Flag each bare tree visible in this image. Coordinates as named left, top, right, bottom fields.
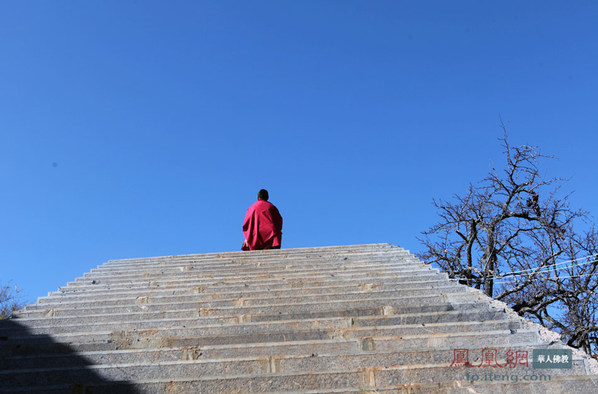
left=418, top=132, right=598, bottom=355
left=500, top=227, right=598, bottom=355
left=0, top=282, right=24, bottom=319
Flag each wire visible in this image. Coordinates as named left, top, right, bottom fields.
left=493, top=263, right=598, bottom=285
left=454, top=258, right=598, bottom=284
left=495, top=254, right=598, bottom=279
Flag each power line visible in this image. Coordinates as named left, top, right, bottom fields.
left=494, top=255, right=598, bottom=279
left=493, top=262, right=598, bottom=285
left=491, top=255, right=596, bottom=279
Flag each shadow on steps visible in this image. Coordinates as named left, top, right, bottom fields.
left=0, top=318, right=140, bottom=394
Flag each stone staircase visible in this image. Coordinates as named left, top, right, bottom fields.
left=1, top=243, right=597, bottom=393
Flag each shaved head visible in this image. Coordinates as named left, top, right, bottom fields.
left=257, top=189, right=269, bottom=201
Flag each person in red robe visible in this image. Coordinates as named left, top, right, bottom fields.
left=242, top=189, right=283, bottom=251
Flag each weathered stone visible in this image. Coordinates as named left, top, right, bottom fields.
left=1, top=243, right=596, bottom=392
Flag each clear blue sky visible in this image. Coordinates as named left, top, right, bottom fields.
left=1, top=1, right=597, bottom=303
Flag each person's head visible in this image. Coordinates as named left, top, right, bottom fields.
left=257, top=189, right=269, bottom=201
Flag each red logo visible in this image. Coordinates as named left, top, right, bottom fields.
left=450, top=348, right=529, bottom=368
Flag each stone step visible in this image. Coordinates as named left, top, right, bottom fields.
left=98, top=244, right=402, bottom=266
left=19, top=291, right=476, bottom=318
left=88, top=260, right=421, bottom=280
left=82, top=245, right=411, bottom=265
left=25, top=285, right=467, bottom=312
left=47, top=276, right=452, bottom=302
left=0, top=341, right=563, bottom=373
left=78, top=262, right=422, bottom=285
left=57, top=271, right=448, bottom=297
left=1, top=343, right=587, bottom=388
left=96, top=251, right=410, bottom=273
left=0, top=311, right=516, bottom=369
left=45, top=269, right=447, bottom=301
left=11, top=301, right=489, bottom=327
left=5, top=354, right=590, bottom=393
left=2, top=326, right=542, bottom=358
left=84, top=255, right=419, bottom=273
left=67, top=264, right=434, bottom=288
left=102, top=252, right=401, bottom=266
left=101, top=245, right=389, bottom=263
left=379, top=375, right=598, bottom=394
left=6, top=374, right=597, bottom=394
left=3, top=306, right=506, bottom=336
left=39, top=279, right=457, bottom=307
left=86, top=253, right=418, bottom=275
left=4, top=243, right=595, bottom=392
left=4, top=320, right=522, bottom=351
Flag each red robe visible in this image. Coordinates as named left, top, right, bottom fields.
left=243, top=200, right=283, bottom=250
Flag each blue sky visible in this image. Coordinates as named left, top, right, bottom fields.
left=1, top=1, right=597, bottom=303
